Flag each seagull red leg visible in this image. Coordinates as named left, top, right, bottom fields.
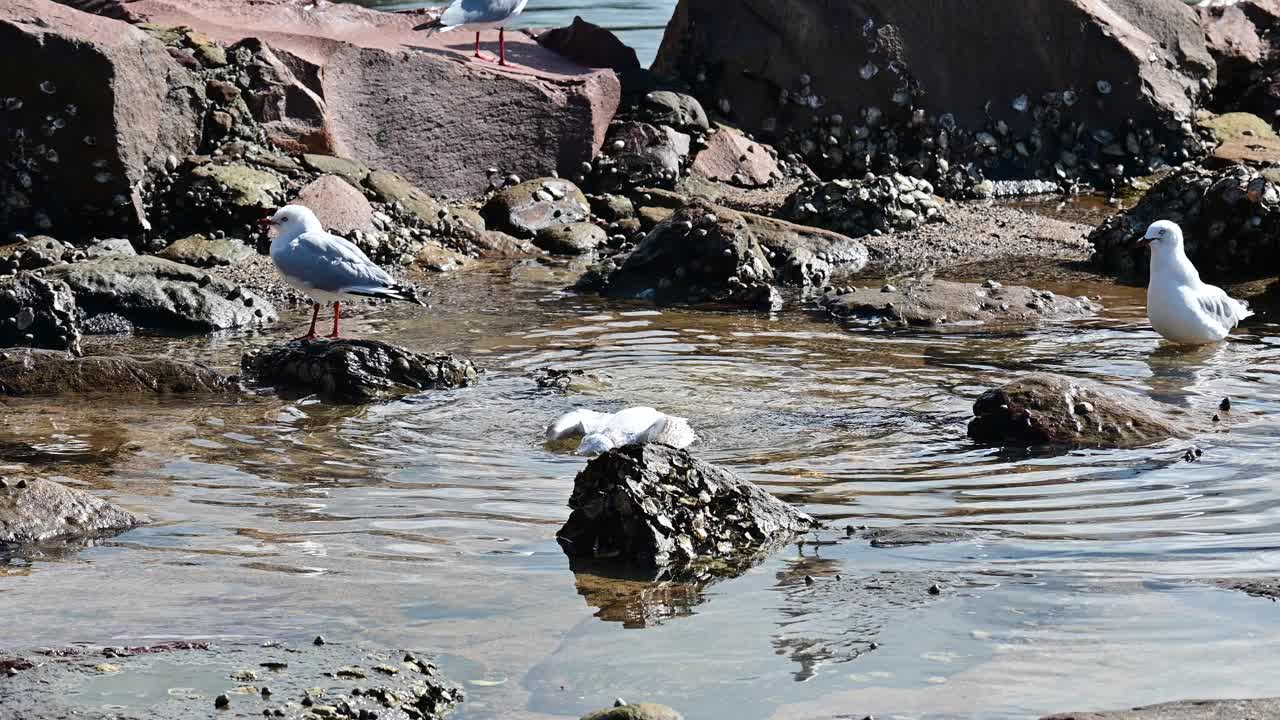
left=295, top=302, right=320, bottom=341
left=499, top=28, right=506, bottom=66
left=327, top=302, right=341, bottom=339
left=474, top=31, right=481, bottom=59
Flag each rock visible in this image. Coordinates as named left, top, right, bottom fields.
left=112, top=0, right=620, bottom=198
left=600, top=122, right=691, bottom=190
left=0, top=0, right=202, bottom=237
left=292, top=174, right=375, bottom=235
left=42, top=256, right=277, bottom=331
left=536, top=16, right=642, bottom=75
left=301, top=154, right=369, bottom=187
left=365, top=170, right=445, bottom=226
left=1200, top=112, right=1280, bottom=167
left=642, top=91, right=709, bottom=132
left=821, top=279, right=1098, bottom=328
left=187, top=162, right=283, bottom=210
left=0, top=274, right=82, bottom=355
left=483, top=178, right=591, bottom=238
left=225, top=37, right=330, bottom=155
left=556, top=443, right=815, bottom=570
left=82, top=237, right=137, bottom=260
left=0, top=477, right=140, bottom=546
left=157, top=234, right=254, bottom=268
left=1040, top=697, right=1280, bottom=720
left=1198, top=0, right=1280, bottom=122
left=470, top=230, right=539, bottom=259
left=589, top=194, right=635, bottom=222
left=414, top=242, right=468, bottom=272
left=653, top=0, right=1212, bottom=187
left=0, top=347, right=236, bottom=395
left=1089, top=164, right=1280, bottom=279
left=579, top=198, right=783, bottom=310
left=534, top=223, right=607, bottom=256
left=637, top=205, right=675, bottom=230
left=691, top=125, right=779, bottom=187
left=968, top=373, right=1199, bottom=449
left=861, top=525, right=989, bottom=548
left=0, top=236, right=72, bottom=274
left=580, top=703, right=685, bottom=720
left=241, top=339, right=478, bottom=403
left=780, top=175, right=944, bottom=238
left=1213, top=577, right=1280, bottom=601
left=739, top=212, right=869, bottom=282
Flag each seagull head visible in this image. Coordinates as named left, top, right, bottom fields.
left=259, top=204, right=323, bottom=237
left=576, top=433, right=616, bottom=456
left=1139, top=220, right=1182, bottom=251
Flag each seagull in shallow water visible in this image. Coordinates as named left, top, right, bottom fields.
left=261, top=204, right=424, bottom=340
left=414, top=0, right=529, bottom=67
left=1141, top=219, right=1252, bottom=345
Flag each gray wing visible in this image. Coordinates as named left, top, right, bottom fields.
left=1196, top=284, right=1252, bottom=332
left=440, top=0, right=523, bottom=26
left=275, top=231, right=396, bottom=294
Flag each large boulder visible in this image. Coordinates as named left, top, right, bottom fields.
left=0, top=477, right=140, bottom=546
left=536, top=16, right=643, bottom=77
left=0, top=274, right=82, bottom=355
left=1089, top=164, right=1280, bottom=279
left=967, top=373, right=1201, bottom=449
left=599, top=121, right=692, bottom=190
left=1198, top=0, right=1280, bottom=123
left=556, top=443, right=816, bottom=571
left=821, top=279, right=1100, bottom=328
left=0, top=0, right=202, bottom=237
left=0, top=347, right=236, bottom=395
left=42, top=255, right=277, bottom=331
left=292, top=173, right=375, bottom=235
left=241, top=339, right=478, bottom=404
left=653, top=0, right=1214, bottom=189
left=690, top=125, right=780, bottom=188
left=109, top=0, right=621, bottom=198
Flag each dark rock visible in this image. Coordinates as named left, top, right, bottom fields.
left=1199, top=0, right=1280, bottom=122
left=365, top=170, right=445, bottom=227
left=0, top=0, right=202, bottom=237
left=531, top=367, right=608, bottom=392
left=0, top=274, right=82, bottom=355
left=241, top=338, right=478, bottom=404
left=537, top=16, right=642, bottom=75
left=862, top=525, right=1000, bottom=548
left=1213, top=576, right=1280, bottom=601
left=642, top=91, right=709, bottom=133
left=580, top=703, right=684, bottom=720
left=292, top=173, right=375, bottom=235
left=556, top=443, right=816, bottom=570
left=599, top=122, right=691, bottom=190
left=43, top=256, right=277, bottom=331
left=157, top=234, right=254, bottom=268
left=968, top=373, right=1199, bottom=449
left=780, top=175, right=944, bottom=238
left=0, top=236, right=72, bottom=274
left=80, top=312, right=133, bottom=335
left=579, top=198, right=783, bottom=310
left=483, top=178, right=591, bottom=238
left=301, top=154, right=369, bottom=187
left=1089, top=164, right=1280, bottom=279
left=821, top=279, right=1098, bottom=328
left=589, top=193, right=636, bottom=222
left=0, top=347, right=237, bottom=395
left=0, top=477, right=140, bottom=546
left=205, top=78, right=241, bottom=104
left=534, top=223, right=607, bottom=256
left=691, top=125, right=779, bottom=188
left=1040, top=697, right=1280, bottom=720
left=414, top=242, right=468, bottom=273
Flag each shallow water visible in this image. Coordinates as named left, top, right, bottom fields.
left=3, top=248, right=1280, bottom=718
left=353, top=0, right=679, bottom=66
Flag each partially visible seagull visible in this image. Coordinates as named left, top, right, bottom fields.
left=546, top=407, right=697, bottom=456
left=1141, top=219, right=1252, bottom=345
left=414, top=0, right=529, bottom=67
left=261, top=204, right=424, bottom=340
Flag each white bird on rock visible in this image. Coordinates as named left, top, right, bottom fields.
left=1141, top=219, right=1252, bottom=345
left=546, top=407, right=697, bottom=456
left=414, top=0, right=529, bottom=67
left=260, top=204, right=424, bottom=340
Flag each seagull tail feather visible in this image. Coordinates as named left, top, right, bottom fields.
left=345, top=284, right=429, bottom=307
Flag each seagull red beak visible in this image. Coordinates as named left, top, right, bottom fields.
left=1136, top=236, right=1153, bottom=249
left=257, top=212, right=276, bottom=228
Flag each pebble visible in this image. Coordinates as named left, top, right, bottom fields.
left=1213, top=413, right=1221, bottom=423
left=804, top=575, right=815, bottom=585
left=928, top=584, right=942, bottom=595
left=215, top=694, right=230, bottom=709
left=313, top=636, right=326, bottom=646
left=1220, top=397, right=1231, bottom=411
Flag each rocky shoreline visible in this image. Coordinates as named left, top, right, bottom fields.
left=2, top=0, right=1279, bottom=717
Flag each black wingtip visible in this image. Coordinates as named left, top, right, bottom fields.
left=413, top=19, right=444, bottom=32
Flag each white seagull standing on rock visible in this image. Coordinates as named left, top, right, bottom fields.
left=261, top=204, right=424, bottom=340
left=1141, top=219, right=1252, bottom=345
left=414, top=0, right=529, bottom=67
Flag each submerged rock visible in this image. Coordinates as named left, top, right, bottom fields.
left=0, top=274, right=82, bottom=355
left=0, top=348, right=237, bottom=396
left=557, top=444, right=816, bottom=570
left=42, top=256, right=276, bottom=331
left=968, top=373, right=1199, bottom=448
left=821, top=279, right=1099, bottom=328
left=1041, top=697, right=1280, bottom=720
left=861, top=525, right=993, bottom=548
left=241, top=339, right=478, bottom=403
left=483, top=178, right=592, bottom=238
left=1212, top=577, right=1280, bottom=601
left=0, top=477, right=140, bottom=546
left=1090, top=163, right=1280, bottom=279
left=581, top=703, right=685, bottom=720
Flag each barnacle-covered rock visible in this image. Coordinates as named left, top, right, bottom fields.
left=556, top=443, right=816, bottom=571
left=0, top=274, right=82, bottom=355
left=820, top=279, right=1099, bottom=328
left=780, top=174, right=944, bottom=238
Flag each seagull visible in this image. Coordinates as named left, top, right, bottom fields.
left=546, top=407, right=697, bottom=456
left=414, top=0, right=529, bottom=67
left=1141, top=219, right=1252, bottom=345
left=260, top=204, right=424, bottom=340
